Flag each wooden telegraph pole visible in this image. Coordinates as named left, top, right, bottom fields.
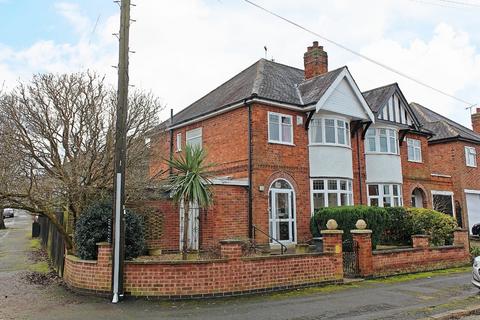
left=112, top=0, right=130, bottom=304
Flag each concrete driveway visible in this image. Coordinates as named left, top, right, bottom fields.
left=1, top=211, right=479, bottom=320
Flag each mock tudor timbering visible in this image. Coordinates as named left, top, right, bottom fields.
left=148, top=42, right=480, bottom=252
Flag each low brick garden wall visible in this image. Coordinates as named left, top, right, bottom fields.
left=64, top=231, right=344, bottom=298
left=352, top=229, right=470, bottom=278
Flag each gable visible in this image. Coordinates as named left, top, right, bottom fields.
left=378, top=92, right=414, bottom=126
left=316, top=70, right=375, bottom=122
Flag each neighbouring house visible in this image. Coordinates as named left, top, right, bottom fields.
left=147, top=41, right=480, bottom=253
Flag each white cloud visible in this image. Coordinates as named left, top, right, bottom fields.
left=0, top=0, right=479, bottom=128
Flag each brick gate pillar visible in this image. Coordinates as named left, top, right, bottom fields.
left=351, top=230, right=373, bottom=278
left=321, top=230, right=344, bottom=254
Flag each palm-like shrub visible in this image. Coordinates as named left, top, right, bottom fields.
left=165, top=145, right=214, bottom=260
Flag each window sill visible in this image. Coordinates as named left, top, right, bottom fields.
left=365, top=152, right=399, bottom=156
left=309, top=143, right=351, bottom=149
left=466, top=164, right=477, bottom=168
left=268, top=141, right=296, bottom=147
left=407, top=159, right=423, bottom=163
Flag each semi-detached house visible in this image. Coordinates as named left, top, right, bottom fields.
left=148, top=42, right=480, bottom=252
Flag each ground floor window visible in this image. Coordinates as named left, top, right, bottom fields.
left=368, top=183, right=403, bottom=207
left=432, top=191, right=454, bottom=216
left=311, top=178, right=353, bottom=212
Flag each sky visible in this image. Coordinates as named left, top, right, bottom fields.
left=1, top=0, right=480, bottom=127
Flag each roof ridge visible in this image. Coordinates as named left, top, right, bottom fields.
left=260, top=58, right=304, bottom=72
left=251, top=59, right=266, bottom=95
left=362, top=82, right=398, bottom=94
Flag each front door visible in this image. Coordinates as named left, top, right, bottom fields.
left=179, top=202, right=199, bottom=251
left=270, top=188, right=295, bottom=244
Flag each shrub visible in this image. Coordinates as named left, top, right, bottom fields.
left=382, top=207, right=411, bottom=245
left=470, top=246, right=480, bottom=259
left=74, top=201, right=146, bottom=260
left=406, top=208, right=457, bottom=246
left=310, top=206, right=388, bottom=250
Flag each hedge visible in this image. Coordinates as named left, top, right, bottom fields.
left=311, top=205, right=458, bottom=249
left=310, top=205, right=388, bottom=250
left=74, top=201, right=146, bottom=260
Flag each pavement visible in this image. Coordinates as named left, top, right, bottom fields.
left=1, top=210, right=480, bottom=320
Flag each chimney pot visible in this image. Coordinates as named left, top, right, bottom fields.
left=476, top=107, right=480, bottom=114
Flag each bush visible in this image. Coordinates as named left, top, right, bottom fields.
left=406, top=208, right=457, bottom=246
left=310, top=206, right=388, bottom=250
left=382, top=207, right=411, bottom=245
left=74, top=201, right=146, bottom=260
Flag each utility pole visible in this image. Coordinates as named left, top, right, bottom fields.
left=112, top=0, right=130, bottom=304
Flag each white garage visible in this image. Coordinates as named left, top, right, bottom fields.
left=466, top=190, right=480, bottom=235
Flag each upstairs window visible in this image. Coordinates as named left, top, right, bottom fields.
left=407, top=138, right=422, bottom=162
left=365, top=128, right=398, bottom=154
left=186, top=127, right=202, bottom=149
left=309, top=118, right=350, bottom=147
left=268, top=112, right=293, bottom=145
left=465, top=146, right=477, bottom=167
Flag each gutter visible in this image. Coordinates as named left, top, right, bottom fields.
left=166, top=97, right=315, bottom=131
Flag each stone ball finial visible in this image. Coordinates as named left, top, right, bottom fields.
left=356, top=219, right=367, bottom=230
left=326, top=219, right=338, bottom=230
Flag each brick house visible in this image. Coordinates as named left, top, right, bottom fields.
left=148, top=42, right=480, bottom=252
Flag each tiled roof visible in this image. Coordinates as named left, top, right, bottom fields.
left=168, top=59, right=345, bottom=127
left=410, top=102, right=480, bottom=143
left=362, top=83, right=397, bottom=113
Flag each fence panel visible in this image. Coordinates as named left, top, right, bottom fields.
left=38, top=212, right=65, bottom=276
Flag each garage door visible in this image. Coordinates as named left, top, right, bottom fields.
left=466, top=192, right=480, bottom=234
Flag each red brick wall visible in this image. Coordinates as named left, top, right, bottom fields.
left=149, top=107, right=250, bottom=180
left=144, top=185, right=248, bottom=251
left=250, top=103, right=311, bottom=243
left=351, top=127, right=367, bottom=205
left=428, top=141, right=480, bottom=228
left=64, top=237, right=343, bottom=297
left=353, top=230, right=470, bottom=278
left=400, top=133, right=454, bottom=208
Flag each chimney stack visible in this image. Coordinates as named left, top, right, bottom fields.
left=304, top=41, right=328, bottom=80
left=472, top=108, right=480, bottom=134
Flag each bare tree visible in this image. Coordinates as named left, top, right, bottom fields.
left=0, top=72, right=163, bottom=249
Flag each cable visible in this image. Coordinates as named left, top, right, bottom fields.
left=242, top=0, right=475, bottom=107
left=409, top=0, right=473, bottom=9
left=433, top=0, right=480, bottom=8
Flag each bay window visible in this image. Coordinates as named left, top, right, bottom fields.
left=365, top=128, right=398, bottom=154
left=268, top=112, right=293, bottom=144
left=311, top=178, right=353, bottom=212
left=368, top=184, right=403, bottom=207
left=309, top=118, right=350, bottom=147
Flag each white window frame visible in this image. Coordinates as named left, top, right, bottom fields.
left=268, top=112, right=294, bottom=145
left=407, top=138, right=422, bottom=163
left=465, top=146, right=477, bottom=167
left=176, top=132, right=182, bottom=152
left=269, top=179, right=297, bottom=244
left=186, top=127, right=202, bottom=148
left=432, top=190, right=455, bottom=218
left=308, top=117, right=350, bottom=147
left=367, top=183, right=403, bottom=207
left=365, top=127, right=398, bottom=155
left=310, top=178, right=353, bottom=214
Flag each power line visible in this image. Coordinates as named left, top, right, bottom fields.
left=242, top=0, right=474, bottom=106
left=433, top=0, right=480, bottom=8
left=408, top=0, right=474, bottom=9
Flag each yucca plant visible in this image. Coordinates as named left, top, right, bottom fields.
left=165, top=145, right=214, bottom=260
